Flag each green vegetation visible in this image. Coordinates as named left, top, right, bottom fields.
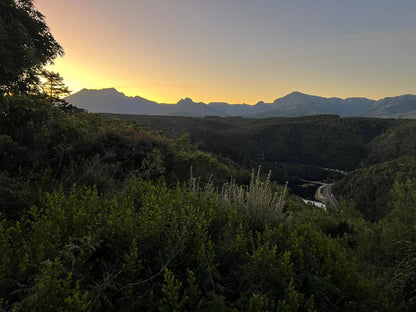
left=2, top=94, right=416, bottom=311
left=109, top=114, right=402, bottom=182
left=333, top=120, right=416, bottom=221
left=0, top=169, right=394, bottom=311
left=333, top=156, right=416, bottom=221
left=2, top=1, right=416, bottom=311
left=111, top=114, right=416, bottom=220
left=366, top=120, right=416, bottom=165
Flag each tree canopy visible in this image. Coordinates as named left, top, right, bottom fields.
left=40, top=69, right=71, bottom=101
left=0, top=0, right=63, bottom=94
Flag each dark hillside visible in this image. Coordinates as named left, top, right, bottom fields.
left=366, top=120, right=416, bottom=164
left=333, top=156, right=416, bottom=221
left=108, top=114, right=399, bottom=173
left=332, top=120, right=416, bottom=222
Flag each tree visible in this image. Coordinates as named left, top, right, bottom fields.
left=0, top=0, right=63, bottom=94
left=40, top=70, right=71, bottom=102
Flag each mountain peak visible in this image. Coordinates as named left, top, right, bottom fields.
left=73, top=87, right=126, bottom=98
left=283, top=91, right=314, bottom=98
left=177, top=97, right=195, bottom=105
left=176, top=98, right=210, bottom=107
left=100, top=88, right=126, bottom=96
left=288, top=91, right=306, bottom=96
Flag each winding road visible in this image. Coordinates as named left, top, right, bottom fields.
left=316, top=183, right=339, bottom=208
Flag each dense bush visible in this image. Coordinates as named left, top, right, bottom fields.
left=2, top=94, right=416, bottom=310
left=0, top=174, right=392, bottom=311
left=333, top=156, right=416, bottom=221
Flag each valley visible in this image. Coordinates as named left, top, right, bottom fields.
left=106, top=113, right=416, bottom=219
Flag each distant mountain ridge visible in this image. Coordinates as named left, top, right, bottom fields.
left=66, top=88, right=416, bottom=118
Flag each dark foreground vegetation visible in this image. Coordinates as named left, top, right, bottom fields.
left=2, top=0, right=416, bottom=311
left=2, top=94, right=416, bottom=311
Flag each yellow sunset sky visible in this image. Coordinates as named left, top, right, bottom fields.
left=36, top=0, right=416, bottom=104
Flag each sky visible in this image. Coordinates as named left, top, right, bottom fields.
left=35, top=0, right=416, bottom=104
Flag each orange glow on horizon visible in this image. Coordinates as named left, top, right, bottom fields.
left=37, top=0, right=416, bottom=105
left=46, top=58, right=286, bottom=104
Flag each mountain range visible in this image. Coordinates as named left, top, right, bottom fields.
left=66, top=88, right=416, bottom=118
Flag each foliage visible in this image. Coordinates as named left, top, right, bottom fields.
left=0, top=0, right=63, bottom=93
left=109, top=114, right=401, bottom=172
left=189, top=168, right=287, bottom=229
left=0, top=175, right=393, bottom=311
left=348, top=180, right=416, bottom=312
left=333, top=156, right=416, bottom=221
left=366, top=120, right=416, bottom=164
left=377, top=181, right=416, bottom=310
left=39, top=69, right=71, bottom=102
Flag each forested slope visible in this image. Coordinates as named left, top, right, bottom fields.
left=332, top=120, right=416, bottom=221
left=333, top=156, right=416, bottom=221
left=108, top=114, right=405, bottom=181
left=112, top=114, right=416, bottom=220
left=366, top=120, right=416, bottom=164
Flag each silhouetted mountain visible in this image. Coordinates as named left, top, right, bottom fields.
left=249, top=92, right=376, bottom=117
left=163, top=98, right=221, bottom=116
left=208, top=102, right=254, bottom=116
left=369, top=94, right=416, bottom=118
left=66, top=88, right=416, bottom=118
left=342, top=97, right=376, bottom=116
left=66, top=88, right=168, bottom=114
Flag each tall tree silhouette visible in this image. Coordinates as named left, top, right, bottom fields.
left=40, top=70, right=71, bottom=101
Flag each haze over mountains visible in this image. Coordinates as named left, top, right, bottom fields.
left=66, top=88, right=416, bottom=118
